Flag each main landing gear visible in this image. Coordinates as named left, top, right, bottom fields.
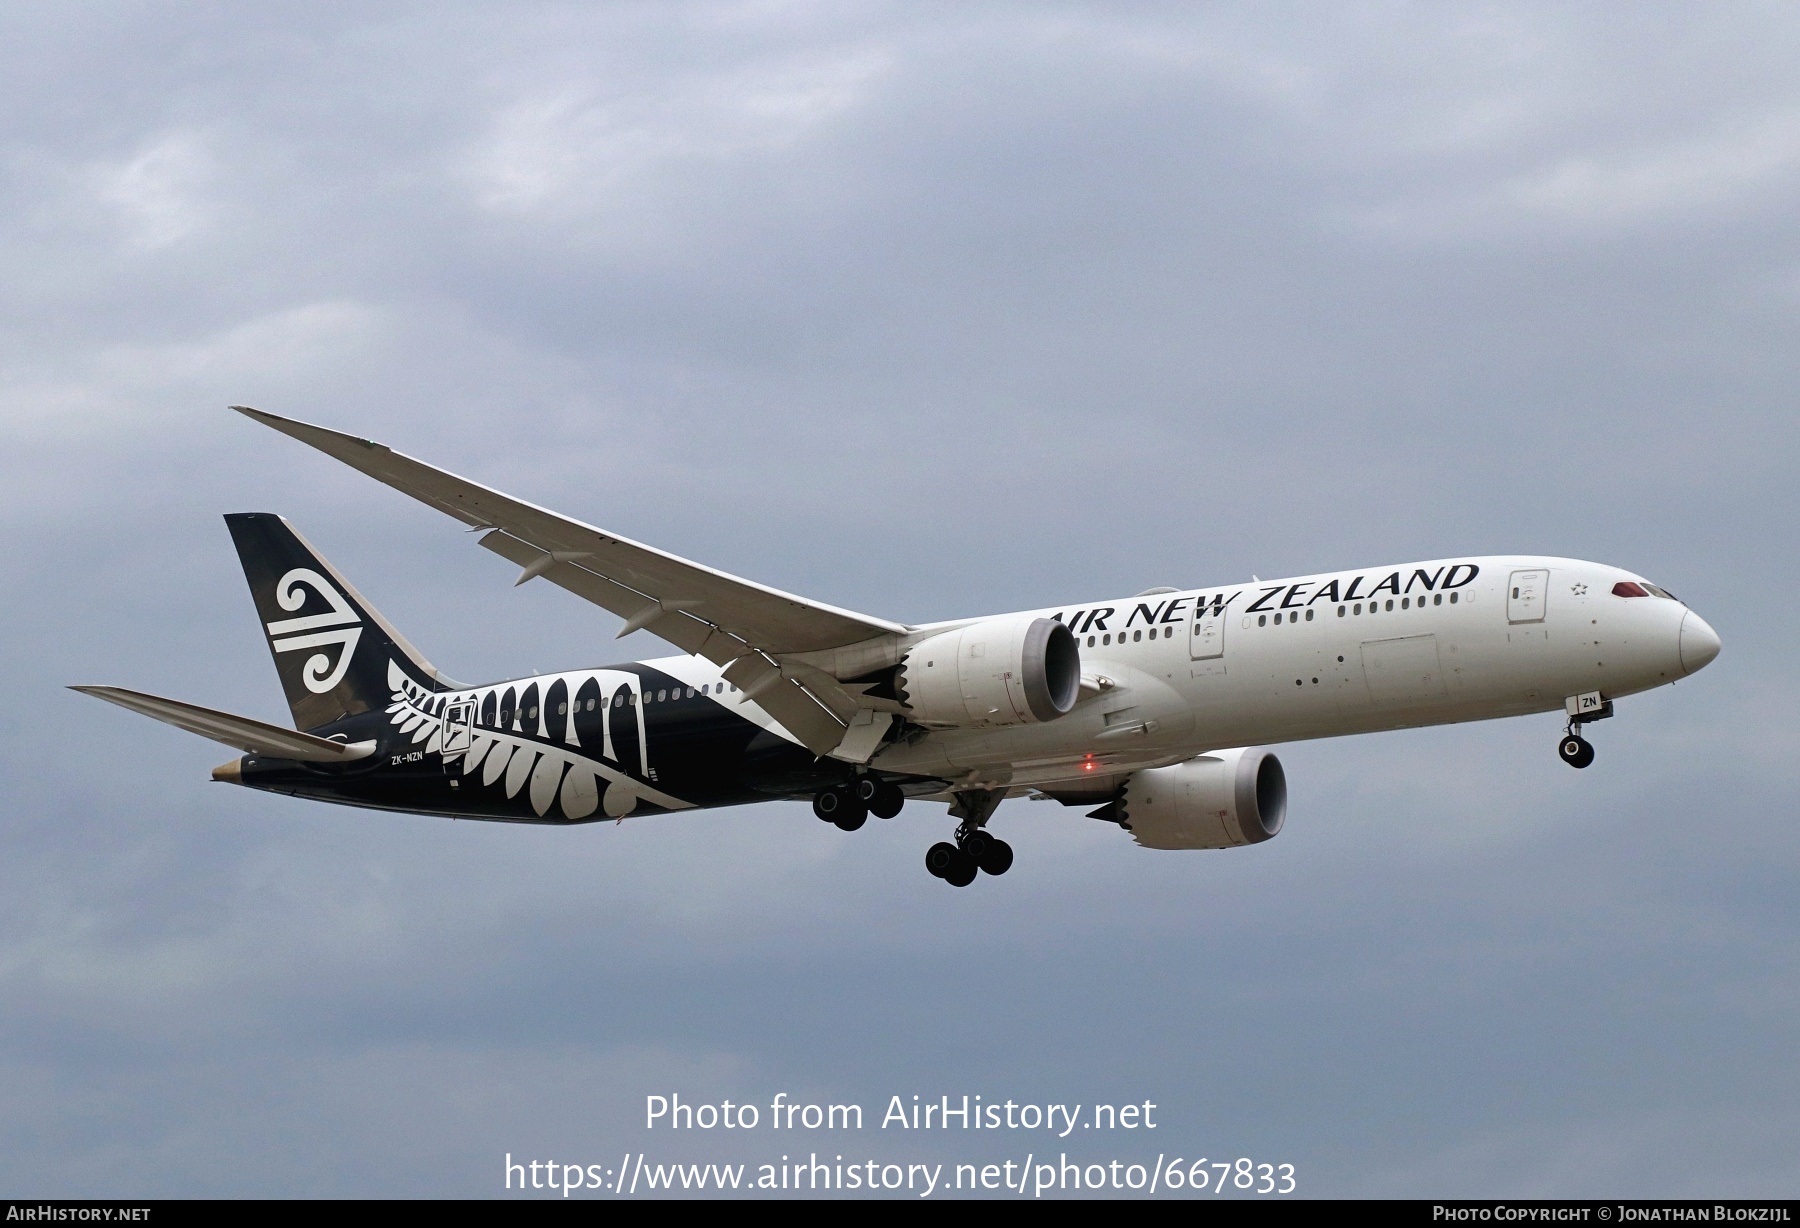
left=925, top=826, right=1014, bottom=887
left=812, top=777, right=905, bottom=831
left=924, top=787, right=1013, bottom=887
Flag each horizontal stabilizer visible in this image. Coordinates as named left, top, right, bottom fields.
left=69, top=686, right=376, bottom=762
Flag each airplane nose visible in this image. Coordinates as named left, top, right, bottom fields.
left=1679, top=611, right=1721, bottom=675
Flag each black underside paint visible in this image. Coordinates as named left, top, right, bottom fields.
left=236, top=663, right=932, bottom=825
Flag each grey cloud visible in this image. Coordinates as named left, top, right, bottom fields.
left=1, top=0, right=1796, bottom=1197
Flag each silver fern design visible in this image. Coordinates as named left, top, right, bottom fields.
left=383, top=660, right=692, bottom=821
left=385, top=660, right=446, bottom=754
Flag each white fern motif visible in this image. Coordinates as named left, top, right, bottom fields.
left=382, top=659, right=691, bottom=822
left=386, top=660, right=444, bottom=753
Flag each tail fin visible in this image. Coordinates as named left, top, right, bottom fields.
left=225, top=513, right=461, bottom=731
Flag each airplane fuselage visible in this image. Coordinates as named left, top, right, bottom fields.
left=228, top=554, right=1719, bottom=824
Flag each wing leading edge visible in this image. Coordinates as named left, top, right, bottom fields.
left=233, top=407, right=909, bottom=754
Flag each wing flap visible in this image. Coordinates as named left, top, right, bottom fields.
left=479, top=532, right=855, bottom=754
left=478, top=530, right=725, bottom=659
left=716, top=657, right=848, bottom=755
left=70, top=686, right=376, bottom=762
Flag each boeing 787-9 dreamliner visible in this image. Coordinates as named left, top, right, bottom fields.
left=75, top=409, right=1722, bottom=887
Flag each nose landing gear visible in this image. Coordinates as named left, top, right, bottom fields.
left=1558, top=733, right=1595, bottom=769
left=1558, top=692, right=1612, bottom=769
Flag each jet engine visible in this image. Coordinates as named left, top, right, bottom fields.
left=898, top=615, right=1080, bottom=729
left=1117, top=747, right=1287, bottom=850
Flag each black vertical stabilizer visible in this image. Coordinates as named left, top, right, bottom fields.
left=225, top=513, right=459, bottom=732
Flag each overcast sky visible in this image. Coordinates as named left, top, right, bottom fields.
left=3, top=1, right=1798, bottom=1198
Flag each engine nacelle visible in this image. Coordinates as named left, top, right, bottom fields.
left=1119, top=748, right=1287, bottom=850
left=898, top=615, right=1080, bottom=729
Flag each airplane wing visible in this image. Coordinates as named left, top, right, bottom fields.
left=233, top=407, right=909, bottom=755
left=70, top=686, right=377, bottom=762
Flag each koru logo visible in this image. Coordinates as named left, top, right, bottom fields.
left=266, top=568, right=363, bottom=694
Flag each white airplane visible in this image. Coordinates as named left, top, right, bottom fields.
left=74, top=408, right=1722, bottom=887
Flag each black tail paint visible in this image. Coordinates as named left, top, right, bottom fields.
left=225, top=513, right=458, bottom=732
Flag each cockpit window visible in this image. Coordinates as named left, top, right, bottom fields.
left=1612, top=582, right=1649, bottom=598
left=1642, top=583, right=1679, bottom=601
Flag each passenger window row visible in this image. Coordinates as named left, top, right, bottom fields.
left=1336, top=592, right=1457, bottom=618
left=1084, top=626, right=1177, bottom=648
left=469, top=680, right=740, bottom=726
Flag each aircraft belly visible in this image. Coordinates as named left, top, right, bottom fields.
left=503, top=744, right=538, bottom=798
left=528, top=752, right=565, bottom=814
left=481, top=742, right=513, bottom=786
left=560, top=768, right=600, bottom=819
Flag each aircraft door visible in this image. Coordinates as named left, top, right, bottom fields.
left=1507, top=569, right=1549, bottom=624
left=441, top=699, right=474, bottom=768
left=1190, top=596, right=1225, bottom=661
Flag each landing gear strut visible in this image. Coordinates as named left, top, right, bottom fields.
left=925, top=788, right=1013, bottom=887
left=1557, top=693, right=1612, bottom=770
